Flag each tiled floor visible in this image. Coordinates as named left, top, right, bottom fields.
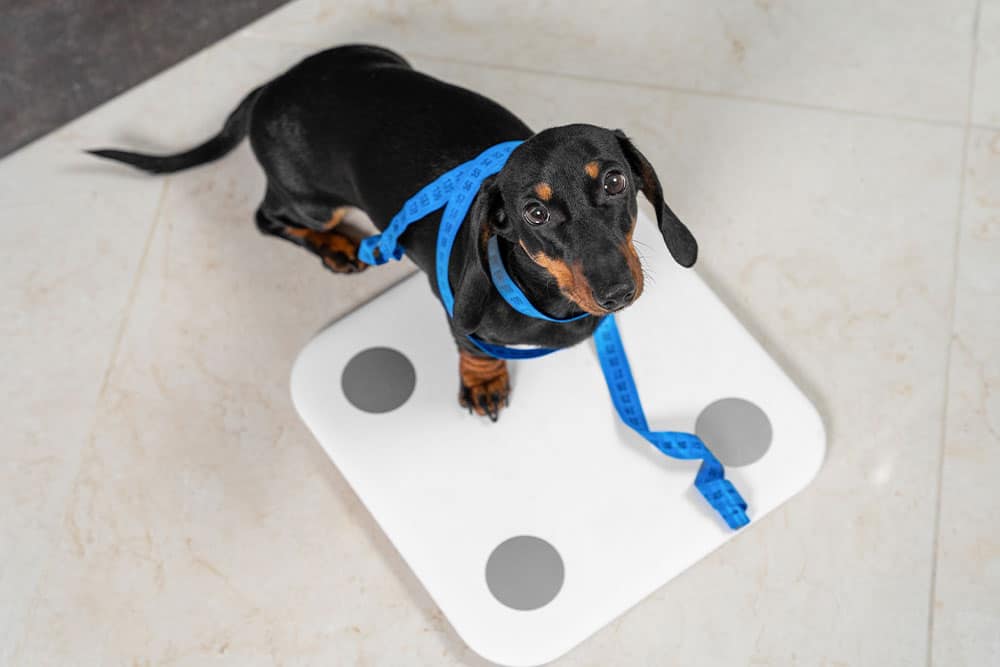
left=1, top=1, right=997, bottom=665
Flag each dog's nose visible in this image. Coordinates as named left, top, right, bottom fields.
left=595, top=282, right=636, bottom=312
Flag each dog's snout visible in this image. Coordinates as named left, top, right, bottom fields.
left=594, top=282, right=636, bottom=312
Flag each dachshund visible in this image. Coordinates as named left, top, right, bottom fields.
left=90, top=44, right=697, bottom=421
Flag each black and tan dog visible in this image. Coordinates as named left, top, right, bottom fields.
left=91, top=44, right=697, bottom=421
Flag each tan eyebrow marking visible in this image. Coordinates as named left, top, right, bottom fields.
left=584, top=161, right=600, bottom=179
left=533, top=182, right=553, bottom=201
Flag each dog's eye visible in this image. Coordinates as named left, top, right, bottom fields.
left=523, top=203, right=550, bottom=225
left=604, top=170, right=627, bottom=195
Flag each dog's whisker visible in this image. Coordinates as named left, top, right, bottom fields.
left=640, top=265, right=658, bottom=287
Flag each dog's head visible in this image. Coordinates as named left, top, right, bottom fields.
left=454, top=124, right=697, bottom=332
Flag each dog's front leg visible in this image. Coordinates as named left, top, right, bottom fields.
left=457, top=350, right=510, bottom=422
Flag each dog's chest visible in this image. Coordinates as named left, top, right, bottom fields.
left=475, top=305, right=599, bottom=349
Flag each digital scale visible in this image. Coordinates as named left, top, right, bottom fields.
left=291, top=213, right=825, bottom=666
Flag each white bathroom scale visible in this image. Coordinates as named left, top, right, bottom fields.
left=290, top=213, right=825, bottom=666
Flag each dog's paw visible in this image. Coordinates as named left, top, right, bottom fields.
left=313, top=231, right=368, bottom=274
left=321, top=251, right=368, bottom=274
left=458, top=352, right=510, bottom=422
left=459, top=376, right=510, bottom=422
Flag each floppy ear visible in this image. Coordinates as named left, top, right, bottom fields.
left=452, top=175, right=504, bottom=335
left=614, top=130, right=698, bottom=267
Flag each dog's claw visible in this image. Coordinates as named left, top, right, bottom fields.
left=477, top=395, right=497, bottom=422
left=481, top=394, right=499, bottom=422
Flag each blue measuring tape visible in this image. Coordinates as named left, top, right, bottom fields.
left=359, top=142, right=553, bottom=359
left=359, top=141, right=749, bottom=529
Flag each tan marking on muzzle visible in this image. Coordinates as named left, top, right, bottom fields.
left=519, top=241, right=606, bottom=314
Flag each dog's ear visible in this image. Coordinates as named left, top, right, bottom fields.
left=452, top=176, right=503, bottom=335
left=614, top=130, right=698, bottom=268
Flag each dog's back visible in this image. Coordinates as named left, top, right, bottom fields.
left=90, top=44, right=532, bottom=276
left=249, top=46, right=529, bottom=225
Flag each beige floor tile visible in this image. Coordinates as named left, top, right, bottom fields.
left=931, top=128, right=1000, bottom=667
left=0, top=88, right=164, bottom=667
left=973, top=0, right=1000, bottom=127
left=0, top=35, right=344, bottom=666
left=243, top=0, right=978, bottom=123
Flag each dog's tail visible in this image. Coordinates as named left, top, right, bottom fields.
left=87, top=86, right=264, bottom=174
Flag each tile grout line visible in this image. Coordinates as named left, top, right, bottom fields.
left=416, top=53, right=971, bottom=130
left=237, top=32, right=972, bottom=131
left=924, top=1, right=982, bottom=664
left=93, top=176, right=171, bottom=400
left=60, top=176, right=171, bottom=560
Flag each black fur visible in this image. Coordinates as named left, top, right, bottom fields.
left=88, top=86, right=263, bottom=174
left=90, top=44, right=697, bottom=419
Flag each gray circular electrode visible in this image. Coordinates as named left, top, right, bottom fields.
left=695, top=397, right=773, bottom=467
left=486, top=536, right=564, bottom=611
left=340, top=347, right=416, bottom=413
